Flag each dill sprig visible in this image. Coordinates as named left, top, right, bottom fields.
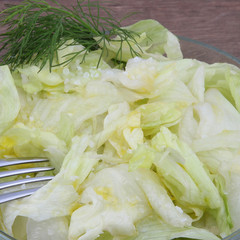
left=0, top=0, right=141, bottom=71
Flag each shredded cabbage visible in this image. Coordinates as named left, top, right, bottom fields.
left=0, top=19, right=240, bottom=240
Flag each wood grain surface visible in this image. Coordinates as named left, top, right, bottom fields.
left=0, top=0, right=239, bottom=60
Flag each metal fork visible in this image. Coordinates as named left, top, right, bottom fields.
left=0, top=157, right=54, bottom=204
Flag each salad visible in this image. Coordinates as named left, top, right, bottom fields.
left=0, top=1, right=240, bottom=240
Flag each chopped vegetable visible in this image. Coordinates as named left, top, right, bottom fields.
left=0, top=1, right=240, bottom=240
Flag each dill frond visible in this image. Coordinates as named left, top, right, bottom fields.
left=0, top=0, right=141, bottom=71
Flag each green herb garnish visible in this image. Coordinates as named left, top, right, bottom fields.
left=0, top=0, right=141, bottom=71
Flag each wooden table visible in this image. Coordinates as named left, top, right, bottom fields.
left=0, top=0, right=239, bottom=60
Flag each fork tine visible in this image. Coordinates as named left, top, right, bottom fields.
left=223, top=228, right=240, bottom=240
left=0, top=176, right=54, bottom=190
left=0, top=230, right=16, bottom=240
left=0, top=188, right=40, bottom=204
left=0, top=158, right=49, bottom=167
left=0, top=167, right=54, bottom=178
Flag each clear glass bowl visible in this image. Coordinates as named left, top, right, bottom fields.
left=0, top=38, right=240, bottom=240
left=179, top=37, right=240, bottom=240
left=179, top=36, right=240, bottom=68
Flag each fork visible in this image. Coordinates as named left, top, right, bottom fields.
left=0, top=157, right=54, bottom=204
left=0, top=157, right=54, bottom=240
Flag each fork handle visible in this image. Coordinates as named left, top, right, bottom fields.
left=0, top=231, right=16, bottom=240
